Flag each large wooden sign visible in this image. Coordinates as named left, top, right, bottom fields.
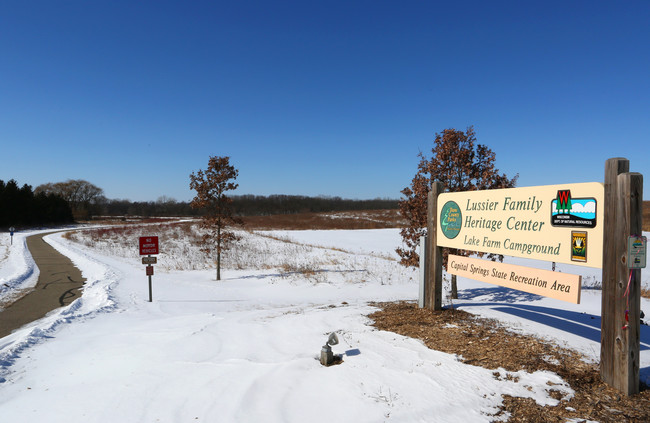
left=423, top=159, right=642, bottom=396
left=447, top=254, right=582, bottom=303
left=437, top=182, right=604, bottom=268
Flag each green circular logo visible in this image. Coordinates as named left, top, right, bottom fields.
left=440, top=201, right=462, bottom=239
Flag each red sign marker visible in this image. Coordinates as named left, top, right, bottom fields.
left=146, top=265, right=154, bottom=276
left=139, top=236, right=159, bottom=255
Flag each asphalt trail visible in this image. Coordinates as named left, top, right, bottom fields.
left=0, top=232, right=85, bottom=338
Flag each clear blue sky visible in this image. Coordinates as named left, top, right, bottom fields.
left=1, top=1, right=648, bottom=202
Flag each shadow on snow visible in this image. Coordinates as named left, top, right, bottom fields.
left=455, top=286, right=650, bottom=352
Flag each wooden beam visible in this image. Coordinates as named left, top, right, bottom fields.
left=426, top=182, right=444, bottom=310
left=601, top=158, right=629, bottom=385
left=610, top=172, right=642, bottom=395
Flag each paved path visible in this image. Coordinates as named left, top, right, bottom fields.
left=0, top=231, right=85, bottom=338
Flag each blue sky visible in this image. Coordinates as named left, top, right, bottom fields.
left=1, top=1, right=648, bottom=202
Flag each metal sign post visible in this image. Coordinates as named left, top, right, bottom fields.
left=9, top=226, right=15, bottom=245
left=146, top=259, right=154, bottom=302
left=139, top=237, right=159, bottom=302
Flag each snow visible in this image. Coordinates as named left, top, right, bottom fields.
left=0, top=230, right=40, bottom=309
left=0, top=227, right=648, bottom=422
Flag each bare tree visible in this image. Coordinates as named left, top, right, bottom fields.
left=189, top=156, right=243, bottom=281
left=397, top=126, right=518, bottom=298
left=36, top=179, right=104, bottom=220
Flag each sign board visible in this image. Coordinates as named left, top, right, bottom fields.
left=142, top=256, right=158, bottom=265
left=139, top=236, right=159, bottom=255
left=437, top=183, right=604, bottom=268
left=447, top=254, right=582, bottom=304
left=146, top=265, right=154, bottom=276
left=628, top=235, right=647, bottom=269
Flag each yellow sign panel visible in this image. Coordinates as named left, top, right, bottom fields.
left=448, top=254, right=582, bottom=304
left=437, top=183, right=604, bottom=268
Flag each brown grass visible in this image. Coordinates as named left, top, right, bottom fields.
left=242, top=209, right=406, bottom=230
left=83, top=202, right=647, bottom=231
left=64, top=220, right=198, bottom=243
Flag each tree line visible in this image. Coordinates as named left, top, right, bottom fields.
left=0, top=179, right=74, bottom=228
left=2, top=176, right=397, bottom=226
left=97, top=195, right=398, bottom=218
left=36, top=179, right=104, bottom=220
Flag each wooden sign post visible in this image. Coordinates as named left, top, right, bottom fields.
left=425, top=182, right=444, bottom=310
left=601, top=158, right=643, bottom=395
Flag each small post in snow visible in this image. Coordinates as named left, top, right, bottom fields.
left=9, top=226, right=15, bottom=245
left=418, top=235, right=427, bottom=308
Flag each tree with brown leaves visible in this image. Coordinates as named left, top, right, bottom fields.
left=189, top=156, right=243, bottom=281
left=397, top=126, right=518, bottom=297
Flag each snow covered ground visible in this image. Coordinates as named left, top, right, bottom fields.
left=0, top=229, right=44, bottom=309
left=0, top=226, right=649, bottom=422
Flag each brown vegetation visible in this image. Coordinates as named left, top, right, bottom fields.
left=189, top=156, right=243, bottom=280
left=242, top=209, right=406, bottom=230
left=397, top=126, right=517, bottom=268
left=370, top=301, right=650, bottom=422
left=63, top=220, right=198, bottom=244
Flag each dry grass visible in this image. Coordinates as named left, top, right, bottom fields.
left=242, top=209, right=405, bottom=230
left=63, top=221, right=199, bottom=246
left=85, top=216, right=181, bottom=225
left=85, top=201, right=647, bottom=231
left=85, top=209, right=404, bottom=231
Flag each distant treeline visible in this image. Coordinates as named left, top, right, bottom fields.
left=0, top=179, right=74, bottom=228
left=230, top=195, right=398, bottom=215
left=98, top=195, right=398, bottom=218
left=1, top=178, right=398, bottom=225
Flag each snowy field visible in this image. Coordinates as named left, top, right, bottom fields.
left=0, top=226, right=649, bottom=422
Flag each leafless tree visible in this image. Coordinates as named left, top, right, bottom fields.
left=36, top=179, right=104, bottom=220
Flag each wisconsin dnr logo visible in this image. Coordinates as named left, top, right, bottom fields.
left=551, top=190, right=597, bottom=228
left=571, top=231, right=587, bottom=262
left=440, top=201, right=462, bottom=239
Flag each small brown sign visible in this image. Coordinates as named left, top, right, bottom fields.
left=142, top=256, right=158, bottom=265
left=146, top=265, right=154, bottom=276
